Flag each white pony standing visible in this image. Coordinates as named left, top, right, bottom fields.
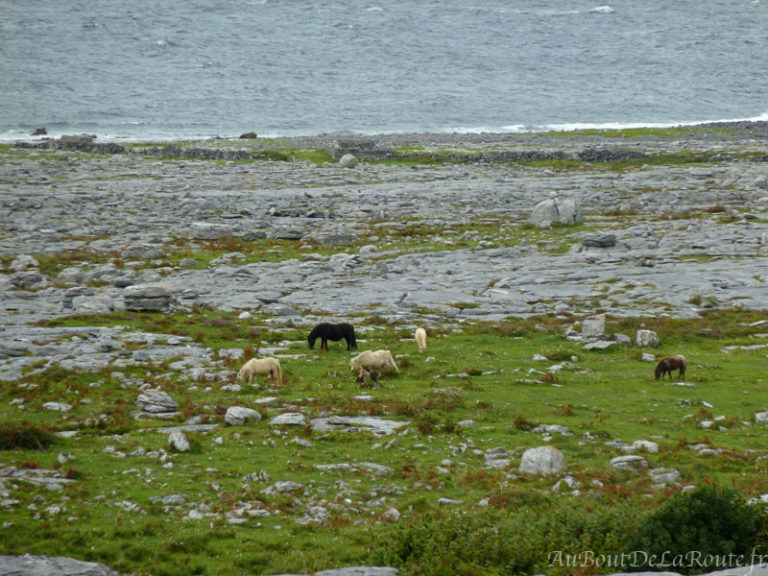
left=415, top=327, right=427, bottom=353
left=236, top=357, right=282, bottom=385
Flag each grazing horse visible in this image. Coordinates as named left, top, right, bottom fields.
left=654, top=355, right=687, bottom=380
left=308, top=322, right=357, bottom=351
left=350, top=349, right=399, bottom=374
left=237, top=357, right=282, bottom=385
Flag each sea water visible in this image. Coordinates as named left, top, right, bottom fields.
left=1, top=0, right=767, bottom=142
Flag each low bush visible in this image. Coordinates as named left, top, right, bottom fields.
left=0, top=422, right=57, bottom=450
left=625, top=484, right=761, bottom=574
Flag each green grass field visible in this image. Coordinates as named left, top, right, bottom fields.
left=2, top=308, right=768, bottom=575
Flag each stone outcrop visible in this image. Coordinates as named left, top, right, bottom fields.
left=123, top=284, right=174, bottom=312
left=0, top=555, right=120, bottom=576
left=518, top=446, right=566, bottom=475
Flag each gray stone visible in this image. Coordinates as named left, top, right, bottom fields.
left=310, top=416, right=409, bottom=436
left=123, top=284, right=173, bottom=312
left=10, top=255, right=40, bottom=272
left=136, top=389, right=178, bottom=414
left=121, top=243, right=165, bottom=260
left=582, top=233, right=617, bottom=248
left=168, top=430, right=191, bottom=452
left=530, top=197, right=583, bottom=228
left=225, top=406, right=262, bottom=426
left=636, top=329, right=659, bottom=348
left=581, top=314, right=606, bottom=341
left=0, top=555, right=120, bottom=576
left=270, top=413, right=307, bottom=427
left=610, top=454, right=648, bottom=472
left=339, top=153, right=359, bottom=168
left=63, top=286, right=95, bottom=308
left=190, top=221, right=233, bottom=240
left=518, top=446, right=566, bottom=475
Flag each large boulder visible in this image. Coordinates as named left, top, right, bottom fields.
left=530, top=197, right=583, bottom=228
left=518, top=446, right=566, bottom=475
left=0, top=555, right=120, bottom=576
left=123, top=284, right=174, bottom=312
left=225, top=406, right=262, bottom=426
left=635, top=329, right=659, bottom=348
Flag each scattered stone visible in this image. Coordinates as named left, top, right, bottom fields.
left=310, top=416, right=408, bottom=436
left=42, top=402, right=73, bottom=412
left=123, top=284, right=174, bottom=312
left=380, top=508, right=401, bottom=522
left=582, top=233, right=617, bottom=248
left=270, top=413, right=307, bottom=427
left=518, top=446, right=566, bottom=475
left=610, top=455, right=648, bottom=472
left=530, top=197, right=583, bottom=228
left=168, top=430, right=191, bottom=452
left=136, top=389, right=179, bottom=418
left=635, top=329, right=659, bottom=348
left=225, top=406, right=262, bottom=426
left=0, top=555, right=120, bottom=576
left=649, top=467, right=681, bottom=485
left=580, top=314, right=606, bottom=341
left=339, top=153, right=359, bottom=168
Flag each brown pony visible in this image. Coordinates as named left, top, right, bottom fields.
left=654, top=355, right=687, bottom=380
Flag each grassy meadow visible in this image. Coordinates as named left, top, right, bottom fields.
left=2, top=307, right=768, bottom=575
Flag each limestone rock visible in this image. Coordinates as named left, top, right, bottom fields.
left=339, top=153, right=359, bottom=168
left=136, top=389, right=178, bottom=415
left=610, top=454, right=648, bottom=472
left=581, top=314, right=606, bottom=341
left=635, top=329, right=659, bottom=348
left=270, top=412, right=307, bottom=427
left=581, top=233, right=617, bottom=248
left=0, top=555, right=120, bottom=576
left=530, top=197, right=583, bottom=228
left=225, top=406, right=262, bottom=426
left=123, top=284, right=173, bottom=312
left=168, top=430, right=190, bottom=452
left=518, top=446, right=566, bottom=475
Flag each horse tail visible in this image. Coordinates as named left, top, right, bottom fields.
left=275, top=361, right=282, bottom=384
left=390, top=352, right=400, bottom=373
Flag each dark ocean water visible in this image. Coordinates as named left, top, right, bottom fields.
left=1, top=0, right=767, bottom=142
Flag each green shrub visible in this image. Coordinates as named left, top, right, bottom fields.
left=0, top=422, right=57, bottom=450
left=625, top=484, right=760, bottom=574
left=375, top=501, right=640, bottom=575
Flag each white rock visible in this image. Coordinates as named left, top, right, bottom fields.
left=225, top=406, right=262, bottom=426
left=339, top=153, right=359, bottom=168
left=381, top=507, right=401, bottom=522
left=168, top=430, right=190, bottom=452
left=518, top=446, right=566, bottom=475
left=270, top=412, right=307, bottom=427
left=610, top=454, right=648, bottom=471
left=636, top=329, right=659, bottom=347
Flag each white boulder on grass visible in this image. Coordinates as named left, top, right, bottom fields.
left=518, top=446, right=566, bottom=475
left=225, top=406, right=262, bottom=426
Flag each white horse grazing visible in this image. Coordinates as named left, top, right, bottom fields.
left=237, top=357, right=282, bottom=385
left=350, top=349, right=399, bottom=374
left=415, top=327, right=427, bottom=353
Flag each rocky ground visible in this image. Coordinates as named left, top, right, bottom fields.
left=3, top=122, right=768, bottom=374
left=2, top=123, right=768, bottom=576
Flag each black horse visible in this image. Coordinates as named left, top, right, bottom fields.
left=308, top=322, right=357, bottom=351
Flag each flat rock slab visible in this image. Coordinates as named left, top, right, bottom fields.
left=0, top=555, right=120, bottom=576
left=310, top=416, right=409, bottom=436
